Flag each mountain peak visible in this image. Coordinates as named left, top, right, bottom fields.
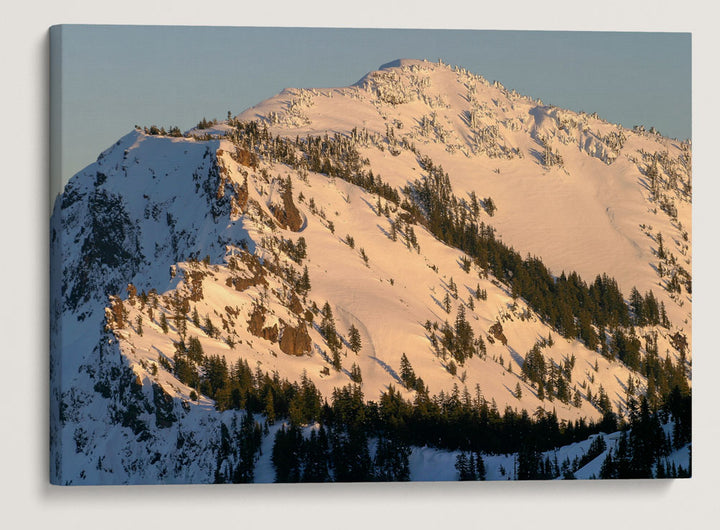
left=52, top=58, right=692, bottom=485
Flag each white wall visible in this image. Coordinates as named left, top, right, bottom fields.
left=2, top=1, right=717, bottom=528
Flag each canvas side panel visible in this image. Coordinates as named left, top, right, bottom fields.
left=49, top=24, right=63, bottom=485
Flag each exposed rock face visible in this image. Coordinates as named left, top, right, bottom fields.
left=288, top=292, right=303, bottom=315
left=247, top=305, right=279, bottom=342
left=152, top=383, right=176, bottom=428
left=225, top=252, right=267, bottom=291
left=225, top=273, right=266, bottom=292
left=271, top=185, right=303, bottom=232
left=233, top=179, right=249, bottom=213
left=279, top=323, right=312, bottom=356
left=263, top=324, right=279, bottom=342
left=234, top=147, right=258, bottom=168
left=187, top=269, right=206, bottom=301
left=489, top=322, right=508, bottom=346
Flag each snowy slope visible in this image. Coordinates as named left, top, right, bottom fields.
left=239, top=58, right=691, bottom=342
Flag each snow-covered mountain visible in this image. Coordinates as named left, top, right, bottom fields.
left=50, top=59, right=691, bottom=484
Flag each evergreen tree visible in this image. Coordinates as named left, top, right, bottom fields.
left=399, top=353, right=417, bottom=389
left=320, top=302, right=341, bottom=353
left=204, top=315, right=216, bottom=338
left=449, top=277, right=458, bottom=298
left=330, top=427, right=374, bottom=482
left=332, top=349, right=342, bottom=372
left=515, top=382, right=523, bottom=399
left=484, top=196, right=496, bottom=217
left=374, top=435, right=410, bottom=481
left=348, top=324, right=362, bottom=353
left=301, top=427, right=330, bottom=482
left=453, top=305, right=475, bottom=363
left=272, top=424, right=304, bottom=483
left=264, top=392, right=276, bottom=425
left=298, top=265, right=311, bottom=295
left=187, top=336, right=204, bottom=363
left=455, top=453, right=475, bottom=480
left=630, top=287, right=645, bottom=326
left=350, top=363, right=362, bottom=383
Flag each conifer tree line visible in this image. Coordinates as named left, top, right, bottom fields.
left=226, top=121, right=686, bottom=383
left=158, top=120, right=693, bottom=480
left=169, top=334, right=610, bottom=456
left=598, top=390, right=691, bottom=479
left=213, top=412, right=263, bottom=483
left=218, top=119, right=690, bottom=412
left=161, top=290, right=687, bottom=481
left=267, top=380, right=688, bottom=481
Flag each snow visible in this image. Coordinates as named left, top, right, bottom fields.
left=50, top=59, right=691, bottom=484
left=239, top=59, right=691, bottom=346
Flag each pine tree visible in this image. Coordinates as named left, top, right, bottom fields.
left=348, top=324, right=362, bottom=353
left=443, top=292, right=452, bottom=314
left=659, top=301, right=669, bottom=328
left=453, top=305, right=474, bottom=363
left=272, top=424, right=304, bottom=483
left=204, top=315, right=216, bottom=338
left=455, top=453, right=474, bottom=480
left=301, top=427, right=330, bottom=482
left=484, top=196, right=496, bottom=217
left=159, top=312, right=169, bottom=334
left=332, top=349, right=342, bottom=371
left=299, top=265, right=311, bottom=295
left=475, top=452, right=486, bottom=480
left=399, top=353, right=417, bottom=389
left=573, top=389, right=582, bottom=408
left=374, top=435, right=410, bottom=481
left=320, top=302, right=341, bottom=353
left=350, top=363, right=362, bottom=383
left=515, top=382, right=522, bottom=399
left=630, top=287, right=645, bottom=326
left=657, top=232, right=666, bottom=260
left=264, top=392, right=276, bottom=425
left=449, top=277, right=458, bottom=298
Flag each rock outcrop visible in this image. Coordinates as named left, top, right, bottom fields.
left=279, top=323, right=312, bottom=356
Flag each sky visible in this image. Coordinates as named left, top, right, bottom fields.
left=53, top=25, right=690, bottom=195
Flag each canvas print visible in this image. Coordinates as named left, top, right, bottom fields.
left=50, top=26, right=691, bottom=484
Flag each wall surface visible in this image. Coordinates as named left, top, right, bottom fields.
left=2, top=1, right=718, bottom=528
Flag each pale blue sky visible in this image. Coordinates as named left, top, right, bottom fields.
left=55, top=25, right=690, bottom=188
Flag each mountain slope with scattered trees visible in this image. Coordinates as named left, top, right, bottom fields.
left=50, top=59, right=691, bottom=484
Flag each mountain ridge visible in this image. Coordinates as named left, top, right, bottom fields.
left=50, top=59, right=691, bottom=484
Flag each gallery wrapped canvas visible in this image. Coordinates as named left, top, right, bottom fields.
left=50, top=25, right=691, bottom=485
